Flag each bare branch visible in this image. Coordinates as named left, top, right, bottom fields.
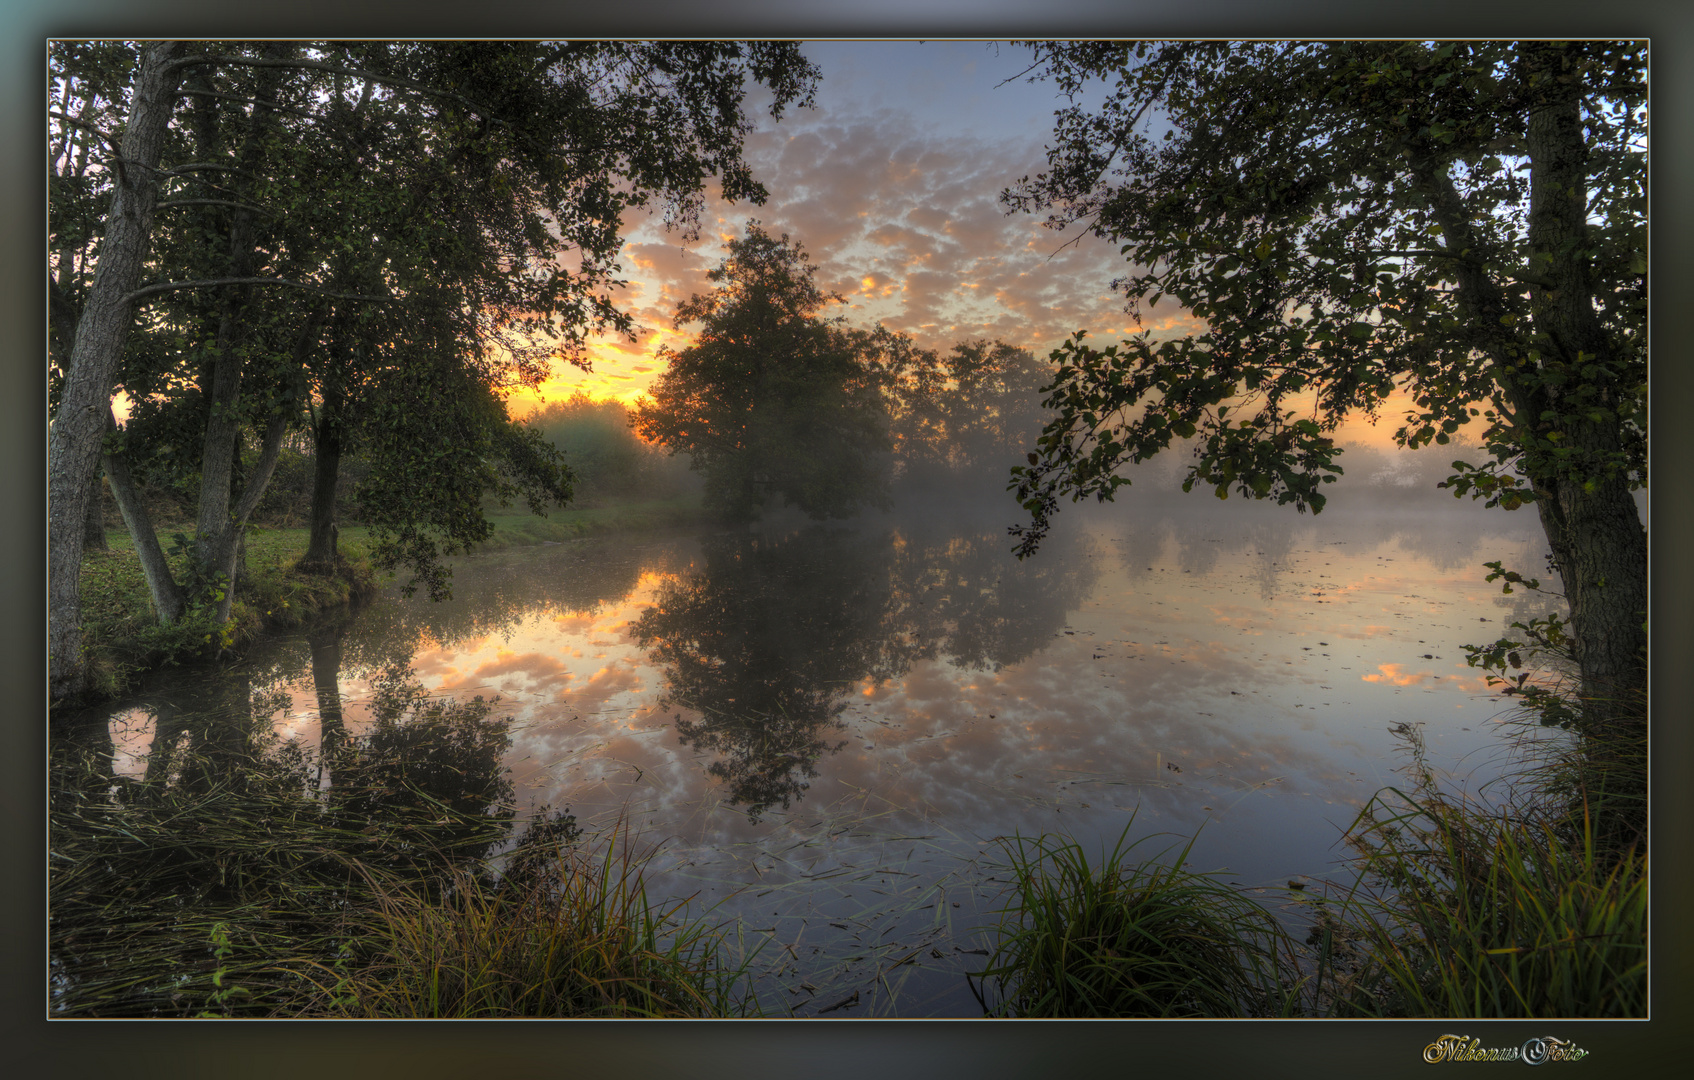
left=178, top=88, right=323, bottom=124
left=48, top=107, right=121, bottom=146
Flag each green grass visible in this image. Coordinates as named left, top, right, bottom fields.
left=970, top=717, right=1646, bottom=1019
left=1317, top=723, right=1647, bottom=1018
left=324, top=823, right=755, bottom=1019
left=50, top=728, right=751, bottom=1018
left=472, top=494, right=710, bottom=550
left=75, top=527, right=378, bottom=701
left=974, top=822, right=1302, bottom=1018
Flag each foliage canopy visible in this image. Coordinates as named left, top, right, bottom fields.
left=1003, top=40, right=1646, bottom=713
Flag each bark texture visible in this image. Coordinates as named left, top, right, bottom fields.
left=82, top=474, right=108, bottom=552
left=48, top=41, right=186, bottom=703
left=302, top=422, right=343, bottom=567
left=1403, top=43, right=1646, bottom=724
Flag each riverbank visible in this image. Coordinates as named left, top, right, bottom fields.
left=49, top=711, right=1643, bottom=1019
left=69, top=495, right=710, bottom=706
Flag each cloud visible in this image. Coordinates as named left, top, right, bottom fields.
left=515, top=43, right=1156, bottom=410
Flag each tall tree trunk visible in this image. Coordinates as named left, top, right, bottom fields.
left=48, top=41, right=186, bottom=703
left=1521, top=42, right=1647, bottom=724
left=102, top=408, right=186, bottom=623
left=190, top=45, right=297, bottom=623
left=302, top=421, right=344, bottom=568
left=1410, top=73, right=1647, bottom=729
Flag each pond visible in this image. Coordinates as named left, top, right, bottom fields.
left=55, top=488, right=1560, bottom=1017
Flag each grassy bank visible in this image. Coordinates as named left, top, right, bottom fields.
left=468, top=494, right=709, bottom=550
left=72, top=495, right=709, bottom=704
left=973, top=718, right=1646, bottom=1019
left=74, top=528, right=380, bottom=703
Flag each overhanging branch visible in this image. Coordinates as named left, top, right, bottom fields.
left=125, top=277, right=395, bottom=305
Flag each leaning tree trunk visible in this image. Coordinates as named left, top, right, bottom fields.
left=47, top=41, right=186, bottom=703
left=102, top=407, right=186, bottom=623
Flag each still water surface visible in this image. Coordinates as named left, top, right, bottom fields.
left=77, top=493, right=1557, bottom=1016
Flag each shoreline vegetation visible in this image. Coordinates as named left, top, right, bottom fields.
left=67, top=494, right=710, bottom=708
left=49, top=690, right=1644, bottom=1019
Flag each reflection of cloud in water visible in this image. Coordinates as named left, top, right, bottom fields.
left=180, top=510, right=1551, bottom=933
left=567, top=661, right=647, bottom=707
left=1363, top=663, right=1436, bottom=686
left=468, top=650, right=577, bottom=692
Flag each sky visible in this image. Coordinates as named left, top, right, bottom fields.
left=522, top=41, right=1174, bottom=412
left=521, top=40, right=1427, bottom=454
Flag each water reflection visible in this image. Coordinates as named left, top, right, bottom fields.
left=627, top=523, right=1098, bottom=821
left=52, top=497, right=1558, bottom=1016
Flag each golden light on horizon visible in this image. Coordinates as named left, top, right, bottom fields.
left=509, top=324, right=700, bottom=415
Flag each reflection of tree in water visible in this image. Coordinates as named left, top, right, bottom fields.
left=318, top=665, right=518, bottom=876
left=341, top=532, right=687, bottom=672
left=1109, top=497, right=1549, bottom=602
left=58, top=655, right=524, bottom=880
left=633, top=527, right=894, bottom=821
left=633, top=520, right=1099, bottom=820
left=889, top=517, right=1099, bottom=671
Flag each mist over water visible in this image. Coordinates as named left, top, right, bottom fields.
left=66, top=464, right=1562, bottom=1016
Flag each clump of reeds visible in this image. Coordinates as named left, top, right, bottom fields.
left=1323, top=721, right=1646, bottom=1018
left=317, top=823, right=754, bottom=1018
left=49, top=736, right=397, bottom=1017
left=973, top=824, right=1300, bottom=1018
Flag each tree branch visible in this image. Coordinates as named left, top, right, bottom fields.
left=157, top=198, right=277, bottom=216
left=126, top=277, right=395, bottom=305
left=171, top=52, right=492, bottom=119
left=178, top=88, right=323, bottom=123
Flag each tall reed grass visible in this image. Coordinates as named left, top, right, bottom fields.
left=50, top=734, right=752, bottom=1018
left=319, top=824, right=756, bottom=1018
left=973, top=824, right=1301, bottom=1018
left=970, top=711, right=1646, bottom=1019
left=1318, top=722, right=1647, bottom=1018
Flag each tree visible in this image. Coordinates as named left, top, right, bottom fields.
left=1003, top=41, right=1646, bottom=723
left=524, top=392, right=659, bottom=501
left=49, top=41, right=190, bottom=700
left=634, top=224, right=893, bottom=523
left=888, top=338, right=1050, bottom=481
left=48, top=41, right=822, bottom=703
